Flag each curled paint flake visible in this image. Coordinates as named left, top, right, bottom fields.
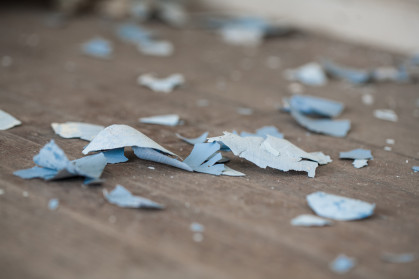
left=176, top=132, right=209, bottom=145
left=291, top=108, right=351, bottom=137
left=82, top=124, right=178, bottom=157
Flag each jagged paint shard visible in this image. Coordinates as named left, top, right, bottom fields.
left=339, top=149, right=373, bottom=160
left=0, top=109, right=21, bottom=130
left=14, top=140, right=107, bottom=184
left=209, top=133, right=331, bottom=177
left=51, top=122, right=104, bottom=141
left=306, top=191, right=375, bottom=221
left=240, top=126, right=283, bottom=139
left=176, top=132, right=209, bottom=145
left=352, top=159, right=368, bottom=169
left=104, top=185, right=164, bottom=209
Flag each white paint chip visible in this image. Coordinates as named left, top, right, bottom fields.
left=138, top=73, right=184, bottom=93
left=291, top=214, right=332, bottom=227
left=190, top=222, right=205, bottom=232
left=0, top=109, right=21, bottom=130
left=51, top=122, right=104, bottom=141
left=386, top=139, right=395, bottom=145
left=362, top=94, right=374, bottom=105
left=139, top=114, right=180, bottom=126
left=374, top=109, right=398, bottom=122
left=353, top=159, right=368, bottom=169
left=330, top=254, right=356, bottom=274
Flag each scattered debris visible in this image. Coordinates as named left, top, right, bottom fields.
left=291, top=214, right=332, bottom=227
left=412, top=166, right=419, bottom=172
left=138, top=40, right=174, bottom=56
left=342, top=151, right=372, bottom=167
left=330, top=254, right=356, bottom=274
left=322, top=60, right=371, bottom=84
left=138, top=73, right=184, bottom=93
left=190, top=222, right=205, bottom=232
left=352, top=159, right=368, bottom=169
left=384, top=146, right=392, bottom=151
left=222, top=166, right=245, bottom=177
left=48, top=198, right=59, bottom=211
left=285, top=63, right=327, bottom=86
left=81, top=37, right=112, bottom=59
left=240, top=126, right=284, bottom=139
left=182, top=142, right=226, bottom=175
left=374, top=109, right=398, bottom=122
left=236, top=107, right=254, bottom=115
left=176, top=132, right=209, bottom=145
left=340, top=149, right=373, bottom=160
left=0, top=109, right=21, bottom=130
left=14, top=140, right=107, bottom=184
left=133, top=147, right=193, bottom=172
left=307, top=191, right=375, bottom=221
left=103, top=185, right=163, bottom=209
left=381, top=253, right=415, bottom=263
left=51, top=122, right=104, bottom=141
left=209, top=132, right=331, bottom=178
left=362, top=94, right=374, bottom=105
left=289, top=95, right=344, bottom=117
left=139, top=114, right=180, bottom=126
left=208, top=16, right=292, bottom=46
left=372, top=66, right=409, bottom=83
left=290, top=109, right=351, bottom=137
left=386, top=139, right=395, bottom=145
left=286, top=95, right=350, bottom=137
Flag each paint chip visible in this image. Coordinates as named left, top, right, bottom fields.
left=138, top=73, right=184, bottom=93
left=285, top=63, right=327, bottom=86
left=307, top=191, right=375, bottom=221
left=51, top=122, right=104, bottom=141
left=139, top=114, right=180, bottom=126
left=104, top=185, right=163, bottom=209
left=291, top=214, right=332, bottom=227
left=0, top=109, right=21, bottom=130
left=82, top=38, right=112, bottom=59
left=48, top=199, right=59, bottom=211
left=374, top=109, right=398, bottom=122
left=330, top=254, right=356, bottom=274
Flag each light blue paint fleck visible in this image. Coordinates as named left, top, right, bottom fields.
left=340, top=149, right=373, bottom=160
left=48, top=199, right=59, bottom=211
left=82, top=38, right=112, bottom=59
left=104, top=185, right=163, bottom=209
left=307, top=191, right=375, bottom=221
left=330, top=254, right=355, bottom=274
left=102, top=148, right=128, bottom=164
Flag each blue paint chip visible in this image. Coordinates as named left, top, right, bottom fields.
left=330, top=254, right=355, bottom=274
left=82, top=38, right=112, bottom=59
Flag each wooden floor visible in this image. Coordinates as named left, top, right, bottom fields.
left=0, top=8, right=418, bottom=279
